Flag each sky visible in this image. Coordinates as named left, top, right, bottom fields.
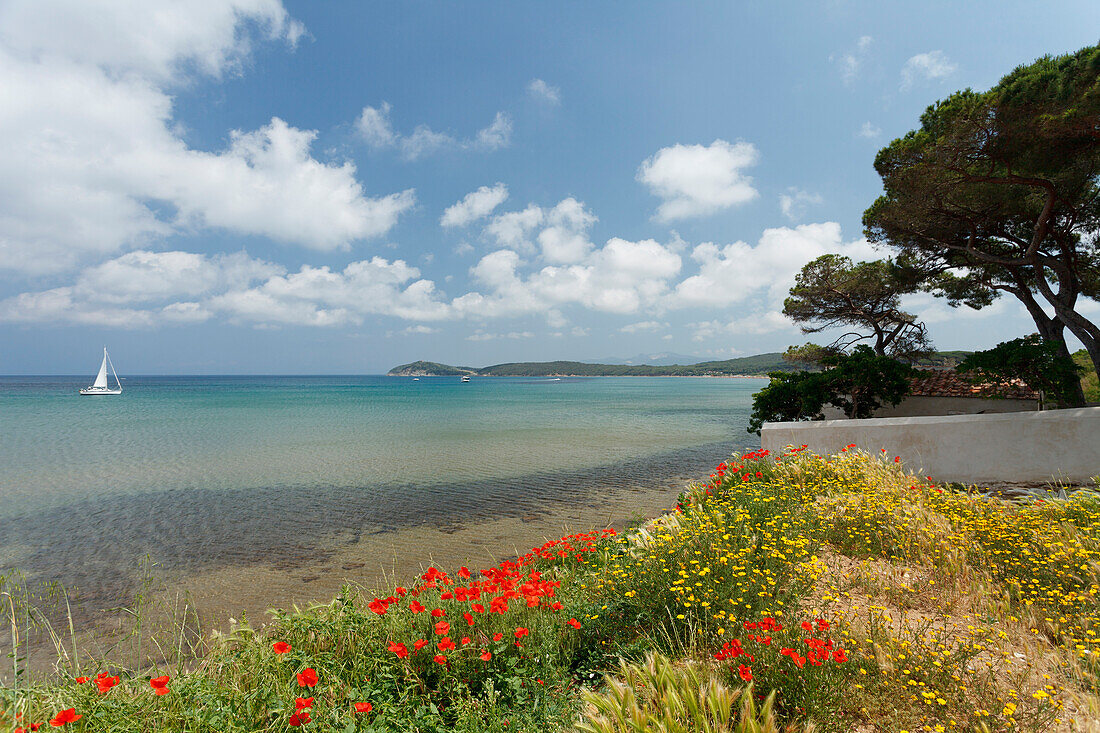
left=0, top=1, right=1097, bottom=374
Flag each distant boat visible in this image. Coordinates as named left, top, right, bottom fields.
left=461, top=375, right=471, bottom=382
left=412, top=377, right=420, bottom=381
left=79, top=347, right=122, bottom=395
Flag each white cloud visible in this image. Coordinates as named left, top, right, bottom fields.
left=858, top=122, right=882, bottom=139
left=441, top=183, right=510, bottom=227
left=637, top=140, right=759, bottom=222
left=669, top=222, right=877, bottom=310
left=778, top=188, right=823, bottom=221
left=527, top=78, right=561, bottom=105
left=901, top=51, right=957, bottom=90
left=466, top=329, right=534, bottom=342
left=0, top=2, right=412, bottom=275
left=620, top=321, right=666, bottom=334
left=402, top=324, right=439, bottom=335
left=485, top=204, right=545, bottom=252
left=831, top=35, right=872, bottom=84
left=355, top=103, right=512, bottom=160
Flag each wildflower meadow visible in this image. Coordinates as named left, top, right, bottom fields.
left=2, top=447, right=1099, bottom=731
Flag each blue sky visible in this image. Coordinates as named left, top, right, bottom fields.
left=1, top=1, right=1097, bottom=373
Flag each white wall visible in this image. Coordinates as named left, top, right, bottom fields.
left=761, top=407, right=1100, bottom=485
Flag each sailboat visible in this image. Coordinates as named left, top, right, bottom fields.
left=79, top=347, right=123, bottom=395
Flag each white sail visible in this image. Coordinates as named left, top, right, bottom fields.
left=92, top=352, right=109, bottom=388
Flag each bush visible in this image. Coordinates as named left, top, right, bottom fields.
left=957, top=335, right=1085, bottom=407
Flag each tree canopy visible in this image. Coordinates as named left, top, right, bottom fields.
left=782, top=254, right=933, bottom=362
left=863, top=44, right=1100, bottom=398
left=957, top=335, right=1084, bottom=409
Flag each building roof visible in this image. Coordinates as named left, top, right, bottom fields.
left=909, top=368, right=1039, bottom=400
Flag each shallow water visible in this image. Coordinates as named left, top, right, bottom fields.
left=0, top=375, right=760, bottom=620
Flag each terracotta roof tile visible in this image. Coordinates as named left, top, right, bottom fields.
left=909, top=368, right=1039, bottom=400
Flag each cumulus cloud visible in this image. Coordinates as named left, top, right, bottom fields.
left=0, top=250, right=452, bottom=328
left=778, top=188, right=823, bottom=221
left=527, top=78, right=561, bottom=105
left=637, top=140, right=759, bottom=222
left=0, top=1, right=410, bottom=275
left=482, top=198, right=597, bottom=263
left=901, top=50, right=957, bottom=90
left=669, top=222, right=877, bottom=311
left=355, top=103, right=512, bottom=160
left=441, top=183, right=509, bottom=227
left=831, top=35, right=872, bottom=84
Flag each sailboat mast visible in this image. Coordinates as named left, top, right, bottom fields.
left=105, top=347, right=122, bottom=392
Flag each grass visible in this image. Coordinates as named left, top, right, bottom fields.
left=3, top=448, right=1100, bottom=731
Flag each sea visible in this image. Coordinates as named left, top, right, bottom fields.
left=0, top=375, right=761, bottom=631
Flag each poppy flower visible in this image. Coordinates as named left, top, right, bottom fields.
left=434, top=620, right=450, bottom=635
left=815, top=619, right=830, bottom=631
left=387, top=641, right=409, bottom=659
left=459, top=566, right=471, bottom=579
left=296, top=668, right=318, bottom=687
left=413, top=639, right=429, bottom=651
left=833, top=649, right=848, bottom=663
left=430, top=608, right=446, bottom=618
left=75, top=676, right=89, bottom=684
left=149, top=675, right=170, bottom=695
left=409, top=600, right=425, bottom=613
left=461, top=636, right=471, bottom=645
left=480, top=650, right=492, bottom=661
left=95, top=673, right=120, bottom=695
left=273, top=641, right=292, bottom=654
left=49, top=709, right=81, bottom=728
left=551, top=601, right=563, bottom=611
left=738, top=664, right=753, bottom=681
left=801, top=621, right=813, bottom=632
left=438, top=637, right=456, bottom=652
left=514, top=627, right=529, bottom=639
left=567, top=618, right=581, bottom=629
left=288, top=711, right=311, bottom=726
left=433, top=654, right=447, bottom=665
left=471, top=603, right=485, bottom=614
left=463, top=612, right=474, bottom=626
left=493, top=632, right=503, bottom=641
left=368, top=598, right=388, bottom=615
left=294, top=697, right=313, bottom=710
left=354, top=702, right=372, bottom=714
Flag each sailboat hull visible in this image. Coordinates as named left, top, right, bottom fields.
left=79, top=387, right=122, bottom=395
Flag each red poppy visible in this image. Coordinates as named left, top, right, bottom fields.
left=493, top=633, right=503, bottom=642
left=480, top=650, right=492, bottom=661
left=296, top=668, right=318, bottom=687
left=833, top=649, right=848, bottom=663
left=95, top=673, right=120, bottom=695
left=49, top=709, right=81, bottom=728
left=272, top=641, right=292, bottom=654
left=461, top=612, right=474, bottom=626
left=514, top=627, right=529, bottom=639
left=434, top=620, right=450, bottom=636
left=149, top=675, right=170, bottom=695
left=567, top=618, right=581, bottom=629
left=413, top=639, right=429, bottom=651
left=430, top=608, right=446, bottom=618
left=75, top=676, right=89, bottom=684
left=815, top=619, right=830, bottom=631
left=295, top=696, right=313, bottom=710
left=738, top=664, right=753, bottom=681
left=459, top=566, right=471, bottom=579
left=288, top=711, right=310, bottom=726
left=471, top=603, right=485, bottom=613
left=461, top=636, right=471, bottom=645
left=409, top=600, right=426, bottom=613
left=433, top=654, right=447, bottom=665
left=354, top=702, right=372, bottom=714
left=368, top=598, right=388, bottom=615
left=438, top=637, right=456, bottom=652
left=387, top=641, right=409, bottom=659
left=801, top=621, right=813, bottom=632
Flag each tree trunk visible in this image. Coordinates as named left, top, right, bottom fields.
left=1009, top=281, right=1087, bottom=407
left=1029, top=267, right=1100, bottom=403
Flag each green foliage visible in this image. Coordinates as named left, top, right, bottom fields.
left=1075, top=349, right=1100, bottom=402
left=388, top=360, right=477, bottom=376
left=389, top=354, right=799, bottom=377
left=958, top=335, right=1085, bottom=407
left=748, top=347, right=915, bottom=433
left=782, top=255, right=933, bottom=362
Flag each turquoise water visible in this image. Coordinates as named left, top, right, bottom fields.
left=0, top=375, right=760, bottom=611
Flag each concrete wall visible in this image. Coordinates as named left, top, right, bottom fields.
left=821, top=395, right=1037, bottom=420
left=761, top=406, right=1100, bottom=485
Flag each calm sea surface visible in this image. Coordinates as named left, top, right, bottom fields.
left=0, top=375, right=760, bottom=619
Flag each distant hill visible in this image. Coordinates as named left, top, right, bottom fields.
left=387, top=350, right=976, bottom=377
left=387, top=353, right=792, bottom=377
left=588, top=352, right=704, bottom=366
left=388, top=360, right=477, bottom=377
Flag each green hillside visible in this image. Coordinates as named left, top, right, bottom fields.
left=388, top=353, right=793, bottom=377
left=387, top=360, right=477, bottom=376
